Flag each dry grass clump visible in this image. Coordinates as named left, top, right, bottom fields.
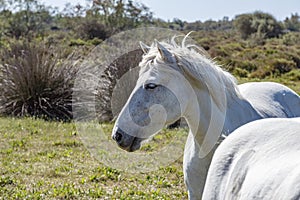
left=0, top=40, right=79, bottom=121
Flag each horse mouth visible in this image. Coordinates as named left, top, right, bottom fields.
left=117, top=136, right=144, bottom=152
left=127, top=137, right=144, bottom=152
left=112, top=127, right=145, bottom=152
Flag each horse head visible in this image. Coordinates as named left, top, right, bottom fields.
left=111, top=40, right=195, bottom=152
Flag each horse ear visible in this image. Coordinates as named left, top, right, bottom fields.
left=139, top=41, right=150, bottom=54
left=155, top=40, right=176, bottom=64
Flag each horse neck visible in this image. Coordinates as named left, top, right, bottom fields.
left=183, top=83, right=225, bottom=158
left=183, top=79, right=260, bottom=156
left=223, top=91, right=262, bottom=134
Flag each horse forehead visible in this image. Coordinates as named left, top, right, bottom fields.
left=139, top=66, right=173, bottom=82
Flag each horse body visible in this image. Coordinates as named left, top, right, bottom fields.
left=202, top=117, right=300, bottom=200
left=111, top=36, right=300, bottom=200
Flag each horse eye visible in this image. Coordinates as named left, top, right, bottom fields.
left=144, top=83, right=157, bottom=90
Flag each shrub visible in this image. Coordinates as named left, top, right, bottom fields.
left=238, top=61, right=258, bottom=72
left=233, top=67, right=249, bottom=78
left=271, top=58, right=296, bottom=74
left=234, top=13, right=256, bottom=39
left=69, top=38, right=87, bottom=46
left=247, top=32, right=266, bottom=46
left=0, top=40, right=79, bottom=121
left=283, top=69, right=300, bottom=81
left=77, top=18, right=109, bottom=40
left=250, top=66, right=272, bottom=78
left=282, top=32, right=300, bottom=46
left=234, top=11, right=283, bottom=40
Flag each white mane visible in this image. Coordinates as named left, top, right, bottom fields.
left=139, top=36, right=242, bottom=108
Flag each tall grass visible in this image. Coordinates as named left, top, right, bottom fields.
left=0, top=40, right=79, bottom=121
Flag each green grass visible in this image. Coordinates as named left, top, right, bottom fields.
left=0, top=66, right=298, bottom=200
left=0, top=118, right=187, bottom=199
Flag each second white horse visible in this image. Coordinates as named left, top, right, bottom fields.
left=203, top=117, right=300, bottom=200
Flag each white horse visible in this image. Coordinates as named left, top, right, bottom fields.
left=203, top=117, right=300, bottom=200
left=111, top=36, right=300, bottom=199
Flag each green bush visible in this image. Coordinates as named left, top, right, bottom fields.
left=271, top=58, right=296, bottom=74
left=283, top=69, right=300, bottom=81
left=282, top=32, right=300, bottom=46
left=234, top=11, right=283, bottom=40
left=250, top=66, right=273, bottom=78
left=0, top=40, right=79, bottom=121
left=233, top=67, right=249, bottom=78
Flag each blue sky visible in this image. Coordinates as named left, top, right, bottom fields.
left=43, top=0, right=299, bottom=22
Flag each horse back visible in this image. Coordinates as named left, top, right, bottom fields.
left=238, top=82, right=300, bottom=118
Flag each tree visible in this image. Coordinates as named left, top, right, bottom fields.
left=284, top=13, right=300, bottom=32
left=234, top=11, right=283, bottom=39
left=3, top=0, right=52, bottom=38
left=87, top=0, right=153, bottom=32
left=234, top=14, right=257, bottom=39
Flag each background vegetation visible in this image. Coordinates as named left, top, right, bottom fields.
left=0, top=0, right=299, bottom=120
left=0, top=0, right=299, bottom=198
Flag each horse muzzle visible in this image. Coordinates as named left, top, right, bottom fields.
left=112, top=127, right=144, bottom=152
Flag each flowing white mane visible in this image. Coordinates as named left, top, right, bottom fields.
left=139, top=36, right=242, bottom=108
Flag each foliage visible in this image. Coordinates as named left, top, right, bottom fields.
left=284, top=13, right=300, bottom=32
left=190, top=30, right=300, bottom=91
left=0, top=40, right=79, bottom=121
left=234, top=11, right=283, bottom=39
left=76, top=17, right=108, bottom=40
left=0, top=1, right=299, bottom=121
left=0, top=0, right=53, bottom=39
left=86, top=0, right=153, bottom=32
left=184, top=17, right=233, bottom=31
left=282, top=31, right=300, bottom=45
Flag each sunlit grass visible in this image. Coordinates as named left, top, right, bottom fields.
left=0, top=117, right=187, bottom=199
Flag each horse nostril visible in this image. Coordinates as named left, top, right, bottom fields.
left=114, top=131, right=123, bottom=143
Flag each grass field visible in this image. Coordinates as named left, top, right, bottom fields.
left=0, top=118, right=187, bottom=199
left=0, top=77, right=299, bottom=199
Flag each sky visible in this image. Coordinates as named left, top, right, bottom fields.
left=42, top=0, right=300, bottom=22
